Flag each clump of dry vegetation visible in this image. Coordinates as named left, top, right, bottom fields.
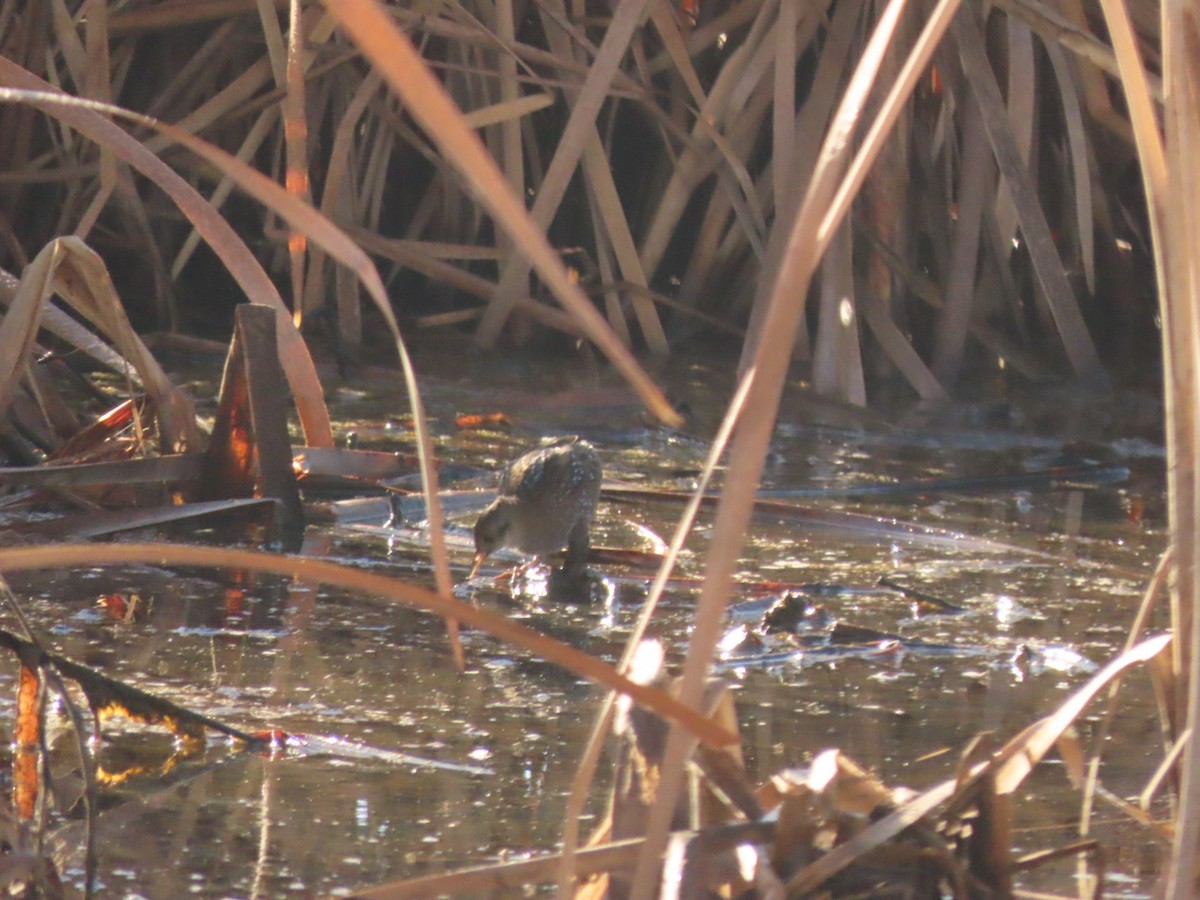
left=0, top=0, right=1196, bottom=896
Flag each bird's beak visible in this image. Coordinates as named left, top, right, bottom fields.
left=468, top=551, right=487, bottom=579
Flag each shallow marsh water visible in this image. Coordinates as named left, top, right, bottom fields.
left=4, top=341, right=1169, bottom=897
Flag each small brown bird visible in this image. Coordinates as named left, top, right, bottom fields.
left=471, top=437, right=602, bottom=578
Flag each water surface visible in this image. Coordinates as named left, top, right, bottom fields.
left=5, top=341, right=1168, bottom=896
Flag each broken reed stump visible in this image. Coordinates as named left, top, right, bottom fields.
left=199, top=303, right=304, bottom=545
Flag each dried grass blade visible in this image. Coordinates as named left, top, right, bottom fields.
left=862, top=301, right=948, bottom=400
left=284, top=0, right=313, bottom=329
left=932, top=100, right=990, bottom=380
left=531, top=0, right=658, bottom=347
left=742, top=0, right=853, bottom=367
left=254, top=0, right=288, bottom=83
left=0, top=244, right=59, bottom=427
left=649, top=0, right=787, bottom=276
left=1160, top=5, right=1200, bottom=896
left=33, top=499, right=276, bottom=540
left=460, top=92, right=554, bottom=129
left=558, top=371, right=756, bottom=894
left=75, top=0, right=119, bottom=241
left=495, top=0, right=524, bottom=202
left=950, top=7, right=1102, bottom=378
left=354, top=838, right=644, bottom=898
left=994, top=0, right=1163, bottom=103
left=645, top=0, right=764, bottom=76
left=0, top=455, right=202, bottom=487
left=143, top=57, right=275, bottom=154
left=301, top=71, right=378, bottom=323
left=109, top=0, right=286, bottom=34
left=638, top=0, right=771, bottom=283
left=1044, top=41, right=1095, bottom=294
left=788, top=637, right=1170, bottom=893
left=321, top=0, right=678, bottom=425
left=586, top=185, right=632, bottom=346
left=788, top=775, right=959, bottom=894
left=1, top=239, right=197, bottom=453
left=581, top=134, right=659, bottom=346
left=992, top=17, right=1035, bottom=251
left=647, top=2, right=707, bottom=105
left=49, top=0, right=86, bottom=88
left=628, top=2, right=961, bottom=894
left=1094, top=0, right=1167, bottom=276
left=171, top=106, right=281, bottom=278
left=475, top=0, right=667, bottom=353
left=0, top=268, right=142, bottom=384
left=0, top=542, right=738, bottom=748
left=992, top=633, right=1172, bottom=794
left=772, top=0, right=797, bottom=210
left=811, top=224, right=865, bottom=403
left=47, top=238, right=199, bottom=451
left=0, top=60, right=334, bottom=447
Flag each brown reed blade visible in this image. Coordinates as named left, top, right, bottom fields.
left=628, top=2, right=965, bottom=895
left=932, top=99, right=991, bottom=381
left=475, top=0, right=667, bottom=353
left=0, top=60, right=335, bottom=448
left=282, top=0, right=312, bottom=329
left=321, top=0, right=679, bottom=426
left=951, top=7, right=1102, bottom=379
left=0, top=541, right=739, bottom=749
left=1156, top=2, right=1200, bottom=894
left=1044, top=39, right=1096, bottom=295
left=1, top=238, right=199, bottom=453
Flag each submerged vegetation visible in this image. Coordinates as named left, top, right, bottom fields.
left=0, top=0, right=1194, bottom=896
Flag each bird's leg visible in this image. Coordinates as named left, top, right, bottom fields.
left=560, top=518, right=591, bottom=578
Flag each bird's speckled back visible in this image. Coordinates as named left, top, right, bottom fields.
left=494, top=437, right=601, bottom=557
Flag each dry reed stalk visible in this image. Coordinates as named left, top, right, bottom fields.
left=1044, top=39, right=1096, bottom=295
left=143, top=18, right=237, bottom=118
left=475, top=0, right=667, bottom=353
left=785, top=634, right=1172, bottom=894
left=283, top=0, right=313, bottom=331
left=740, top=0, right=851, bottom=373
left=320, top=0, right=679, bottom=425
left=992, top=18, right=1036, bottom=254
left=627, top=1, right=961, bottom=894
left=300, top=71, right=379, bottom=324
left=533, top=0, right=639, bottom=347
left=812, top=224, right=866, bottom=403
left=171, top=106, right=281, bottom=278
left=637, top=0, right=774, bottom=283
left=0, top=63, right=334, bottom=446
left=772, top=0, right=796, bottom=216
left=557, top=372, right=757, bottom=894
left=953, top=9, right=1101, bottom=378
left=996, top=0, right=1163, bottom=104
left=0, top=541, right=737, bottom=750
left=932, top=99, right=991, bottom=380
left=1158, top=1, right=1200, bottom=893
left=672, top=74, right=775, bottom=314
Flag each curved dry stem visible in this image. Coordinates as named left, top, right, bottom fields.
left=0, top=59, right=334, bottom=448
left=318, top=0, right=681, bottom=427
left=0, top=542, right=737, bottom=749
left=627, top=2, right=964, bottom=894
left=0, top=80, right=459, bottom=662
left=557, top=370, right=756, bottom=894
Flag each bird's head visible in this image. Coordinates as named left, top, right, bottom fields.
left=470, top=500, right=513, bottom=577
